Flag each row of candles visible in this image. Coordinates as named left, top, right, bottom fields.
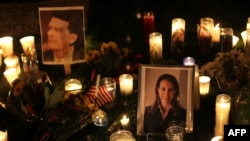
left=0, top=35, right=38, bottom=86
left=183, top=56, right=231, bottom=141
left=144, top=11, right=250, bottom=63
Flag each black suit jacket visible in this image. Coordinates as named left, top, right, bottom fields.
left=43, top=47, right=85, bottom=62
left=143, top=106, right=186, bottom=133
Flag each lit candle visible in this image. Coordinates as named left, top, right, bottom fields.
left=241, top=30, right=247, bottom=47
left=120, top=114, right=130, bottom=127
left=0, top=130, right=7, bottom=141
left=199, top=76, right=211, bottom=95
left=3, top=68, right=19, bottom=86
left=101, top=77, right=116, bottom=98
left=213, top=23, right=220, bottom=43
left=143, top=11, right=155, bottom=43
left=92, top=109, right=108, bottom=127
left=0, top=36, right=13, bottom=57
left=214, top=94, right=231, bottom=136
left=65, top=79, right=82, bottom=93
left=4, top=55, right=19, bottom=69
left=198, top=17, right=214, bottom=56
left=220, top=28, right=233, bottom=52
left=19, top=36, right=36, bottom=56
left=211, top=136, right=223, bottom=141
left=149, top=32, right=163, bottom=64
left=119, top=74, right=133, bottom=95
left=171, top=18, right=185, bottom=53
left=183, top=56, right=195, bottom=66
left=233, top=35, right=239, bottom=47
left=0, top=49, right=3, bottom=66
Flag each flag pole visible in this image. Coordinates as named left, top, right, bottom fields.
left=95, top=74, right=101, bottom=98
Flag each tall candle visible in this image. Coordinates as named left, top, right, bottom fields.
left=20, top=36, right=36, bottom=56
left=119, top=74, right=133, bottom=95
left=65, top=79, right=82, bottom=92
left=0, top=130, right=7, bottom=141
left=220, top=28, right=233, bottom=52
left=198, top=17, right=214, bottom=56
left=0, top=36, right=13, bottom=57
left=171, top=18, right=185, bottom=53
left=143, top=11, right=155, bottom=43
left=214, top=94, right=231, bottom=136
left=4, top=68, right=19, bottom=86
left=149, top=32, right=163, bottom=64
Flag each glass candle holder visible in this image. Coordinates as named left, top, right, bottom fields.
left=198, top=17, right=214, bottom=56
left=119, top=74, right=133, bottom=95
left=214, top=94, right=231, bottom=136
left=20, top=36, right=36, bottom=56
left=110, top=130, right=136, bottom=141
left=92, top=109, right=108, bottom=127
left=100, top=77, right=116, bottom=99
left=171, top=18, right=185, bottom=54
left=149, top=32, right=163, bottom=64
left=220, top=28, right=233, bottom=52
left=143, top=11, right=155, bottom=43
left=0, top=36, right=13, bottom=57
left=199, top=76, right=211, bottom=95
left=166, top=121, right=185, bottom=141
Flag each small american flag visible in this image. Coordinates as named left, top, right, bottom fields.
left=87, top=85, right=114, bottom=107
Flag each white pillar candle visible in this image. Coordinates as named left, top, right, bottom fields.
left=211, top=136, right=223, bottom=141
left=214, top=94, right=231, bottom=136
left=199, top=76, right=211, bottom=95
left=149, top=32, right=162, bottom=63
left=19, top=36, right=36, bottom=56
left=0, top=130, right=7, bottom=141
left=241, top=30, right=247, bottom=47
left=120, top=114, right=130, bottom=127
left=0, top=36, right=13, bottom=57
left=171, top=18, right=185, bottom=52
left=119, top=74, right=133, bottom=95
left=233, top=35, right=239, bottom=47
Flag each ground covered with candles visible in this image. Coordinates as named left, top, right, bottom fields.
left=1, top=0, right=250, bottom=141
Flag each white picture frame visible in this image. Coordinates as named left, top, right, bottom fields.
left=137, top=64, right=195, bottom=136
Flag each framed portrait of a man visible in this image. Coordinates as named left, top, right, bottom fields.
left=137, top=64, right=195, bottom=136
left=39, top=6, right=85, bottom=65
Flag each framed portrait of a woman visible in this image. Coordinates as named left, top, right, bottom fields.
left=137, top=64, right=195, bottom=136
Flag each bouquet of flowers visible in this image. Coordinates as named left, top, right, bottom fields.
left=200, top=49, right=250, bottom=92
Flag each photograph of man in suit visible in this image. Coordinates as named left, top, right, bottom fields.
left=40, top=7, right=85, bottom=64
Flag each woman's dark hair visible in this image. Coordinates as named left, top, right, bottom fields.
left=149, top=73, right=182, bottom=113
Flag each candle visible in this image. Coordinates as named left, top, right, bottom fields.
left=19, top=36, right=36, bottom=56
left=183, top=56, right=195, bottom=66
left=194, top=65, right=200, bottom=110
left=149, top=32, right=163, bottom=64
left=0, top=49, right=3, bottom=66
left=245, top=29, right=250, bottom=57
left=3, top=68, right=19, bottom=86
left=0, top=130, right=7, bottom=141
left=110, top=130, right=135, bottom=141
left=92, top=109, right=108, bottom=127
left=119, top=74, right=133, bottom=95
left=233, top=35, right=239, bottom=47
left=199, top=76, right=211, bottom=95
left=198, top=17, right=214, bottom=56
left=0, top=36, right=13, bottom=57
left=213, top=23, right=220, bottom=43
left=214, top=94, right=231, bottom=136
left=211, top=136, right=223, bottom=141
left=220, top=28, right=233, bottom=52
left=143, top=11, right=155, bottom=43
left=120, top=115, right=130, bottom=127
left=171, top=18, right=185, bottom=53
left=101, top=77, right=116, bottom=98
left=4, top=55, right=19, bottom=69
left=241, top=30, right=247, bottom=47
left=65, top=79, right=82, bottom=92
